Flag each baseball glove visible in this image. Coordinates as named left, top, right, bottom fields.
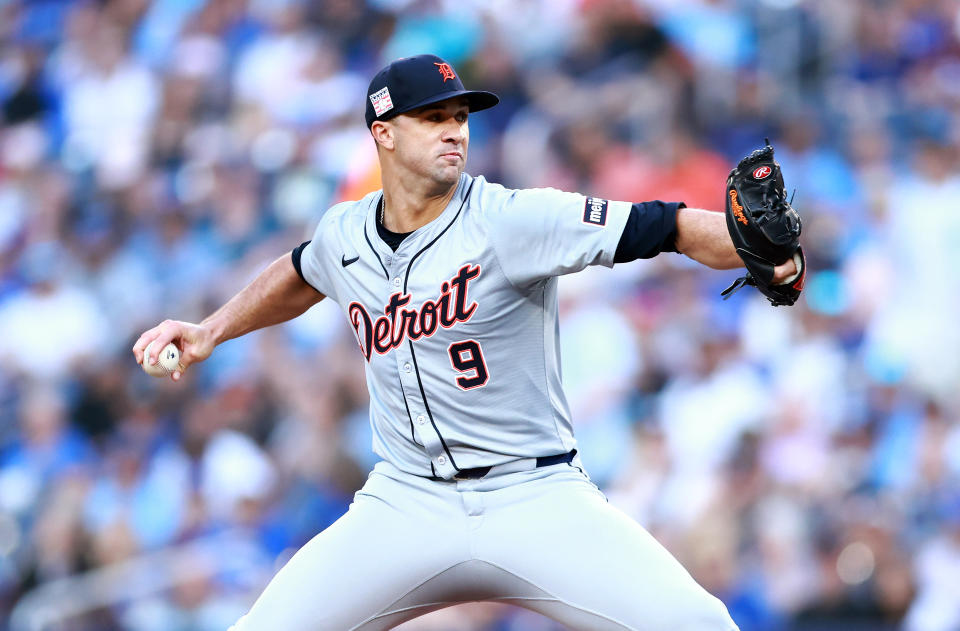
left=721, top=141, right=805, bottom=307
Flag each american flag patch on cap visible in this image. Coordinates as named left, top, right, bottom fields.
left=370, top=87, right=394, bottom=117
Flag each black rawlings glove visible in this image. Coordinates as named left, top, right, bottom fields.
left=721, top=142, right=805, bottom=307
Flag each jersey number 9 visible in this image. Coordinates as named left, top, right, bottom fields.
left=447, top=340, right=488, bottom=390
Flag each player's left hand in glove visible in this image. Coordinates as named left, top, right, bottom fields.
left=721, top=141, right=806, bottom=307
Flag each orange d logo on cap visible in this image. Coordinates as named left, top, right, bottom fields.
left=434, top=62, right=456, bottom=82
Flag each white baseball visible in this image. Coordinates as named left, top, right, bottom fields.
left=142, top=341, right=181, bottom=377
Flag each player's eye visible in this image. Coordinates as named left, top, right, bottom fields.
left=456, top=112, right=468, bottom=123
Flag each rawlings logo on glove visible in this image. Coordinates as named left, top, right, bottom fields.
left=720, top=141, right=806, bottom=307
left=729, top=190, right=748, bottom=226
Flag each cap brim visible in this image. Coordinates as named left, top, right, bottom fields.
left=386, top=90, right=500, bottom=120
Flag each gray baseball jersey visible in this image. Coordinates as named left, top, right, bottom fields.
left=232, top=173, right=739, bottom=631
left=298, top=172, right=631, bottom=480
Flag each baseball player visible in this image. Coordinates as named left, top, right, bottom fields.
left=133, top=55, right=803, bottom=630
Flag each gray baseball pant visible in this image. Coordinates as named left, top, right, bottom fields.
left=230, top=461, right=738, bottom=631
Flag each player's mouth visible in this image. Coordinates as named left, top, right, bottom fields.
left=440, top=151, right=463, bottom=162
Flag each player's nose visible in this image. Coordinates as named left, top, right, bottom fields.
left=440, top=119, right=464, bottom=143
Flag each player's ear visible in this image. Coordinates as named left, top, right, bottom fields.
left=370, top=121, right=395, bottom=151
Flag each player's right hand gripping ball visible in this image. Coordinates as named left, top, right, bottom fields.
left=141, top=340, right=181, bottom=377
left=721, top=142, right=806, bottom=306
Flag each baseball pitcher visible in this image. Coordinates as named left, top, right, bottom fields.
left=134, top=54, right=804, bottom=631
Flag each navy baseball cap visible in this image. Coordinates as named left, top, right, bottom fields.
left=365, top=54, right=499, bottom=128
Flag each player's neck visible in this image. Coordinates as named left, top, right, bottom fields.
left=381, top=180, right=459, bottom=233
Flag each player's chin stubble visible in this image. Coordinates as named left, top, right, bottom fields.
left=425, top=159, right=463, bottom=190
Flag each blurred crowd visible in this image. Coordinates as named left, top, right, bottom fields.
left=1, top=0, right=959, bottom=629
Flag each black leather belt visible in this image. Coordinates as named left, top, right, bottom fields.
left=430, top=449, right=577, bottom=481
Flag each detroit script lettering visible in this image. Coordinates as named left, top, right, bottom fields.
left=349, top=264, right=481, bottom=360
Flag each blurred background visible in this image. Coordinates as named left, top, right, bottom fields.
left=1, top=0, right=959, bottom=629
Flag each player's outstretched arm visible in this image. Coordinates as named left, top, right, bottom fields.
left=132, top=254, right=325, bottom=381
left=675, top=207, right=797, bottom=282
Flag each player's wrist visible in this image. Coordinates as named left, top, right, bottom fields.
left=198, top=316, right=229, bottom=347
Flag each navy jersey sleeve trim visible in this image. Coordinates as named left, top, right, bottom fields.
left=614, top=201, right=685, bottom=263
left=291, top=240, right=313, bottom=285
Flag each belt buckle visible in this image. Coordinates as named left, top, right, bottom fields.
left=453, top=465, right=491, bottom=481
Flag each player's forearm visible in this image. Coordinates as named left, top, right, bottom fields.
left=202, top=255, right=325, bottom=345
left=674, top=207, right=741, bottom=270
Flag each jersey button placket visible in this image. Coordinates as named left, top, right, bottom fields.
left=393, top=329, right=448, bottom=475
left=388, top=260, right=453, bottom=479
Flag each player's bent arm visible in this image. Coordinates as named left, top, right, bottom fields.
left=132, top=255, right=324, bottom=380
left=674, top=207, right=741, bottom=270
left=674, top=207, right=797, bottom=282
left=202, top=254, right=325, bottom=345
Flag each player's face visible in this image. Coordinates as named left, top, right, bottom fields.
left=391, top=97, right=470, bottom=189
